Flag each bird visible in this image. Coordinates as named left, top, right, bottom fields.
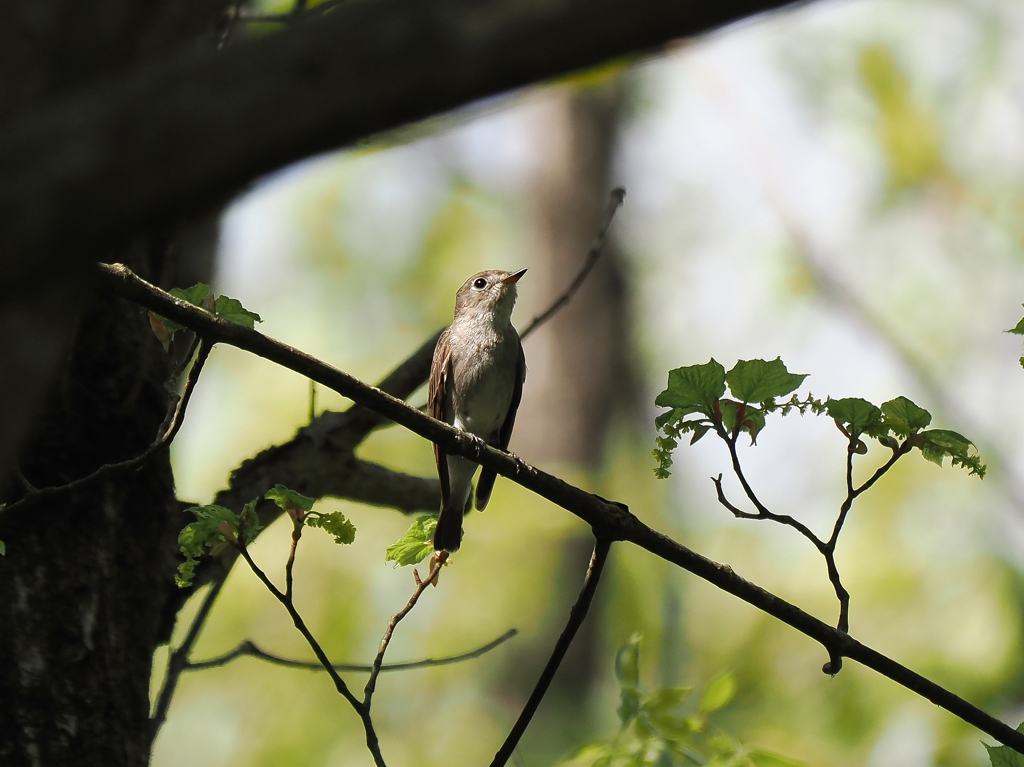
left=429, top=268, right=527, bottom=552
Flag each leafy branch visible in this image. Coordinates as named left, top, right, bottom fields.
left=653, top=357, right=985, bottom=653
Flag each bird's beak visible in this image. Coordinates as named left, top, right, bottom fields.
left=502, top=268, right=527, bottom=285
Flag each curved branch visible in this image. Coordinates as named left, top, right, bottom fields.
left=185, top=629, right=518, bottom=673
left=99, top=262, right=1024, bottom=754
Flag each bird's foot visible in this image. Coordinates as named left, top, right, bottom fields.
left=465, top=432, right=487, bottom=459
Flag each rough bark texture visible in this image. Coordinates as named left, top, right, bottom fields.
left=0, top=240, right=202, bottom=767
left=0, top=2, right=225, bottom=765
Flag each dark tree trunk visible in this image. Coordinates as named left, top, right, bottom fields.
left=0, top=2, right=225, bottom=764
left=0, top=238, right=203, bottom=767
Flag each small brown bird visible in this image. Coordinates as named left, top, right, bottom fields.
left=429, top=268, right=527, bottom=552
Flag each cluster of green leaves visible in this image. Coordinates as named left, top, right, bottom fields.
left=986, top=725, right=1024, bottom=767
left=175, top=484, right=355, bottom=587
left=825, top=396, right=984, bottom=476
left=177, top=499, right=262, bottom=587
left=652, top=358, right=817, bottom=478
left=653, top=358, right=985, bottom=479
left=265, top=483, right=356, bottom=543
left=149, top=282, right=262, bottom=351
left=564, top=635, right=799, bottom=767
left=385, top=516, right=438, bottom=567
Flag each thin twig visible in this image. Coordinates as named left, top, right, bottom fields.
left=285, top=514, right=302, bottom=599
left=713, top=426, right=826, bottom=552
left=363, top=553, right=447, bottom=710
left=99, top=263, right=1024, bottom=754
left=2, top=339, right=210, bottom=519
left=185, top=628, right=517, bottom=672
left=519, top=187, right=625, bottom=340
left=150, top=577, right=226, bottom=734
left=235, top=546, right=367, bottom=708
left=490, top=537, right=611, bottom=767
left=235, top=539, right=386, bottom=766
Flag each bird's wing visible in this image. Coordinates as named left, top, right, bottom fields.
left=429, top=328, right=453, bottom=511
left=475, top=340, right=526, bottom=511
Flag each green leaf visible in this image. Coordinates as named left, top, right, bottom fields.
left=699, top=671, right=736, bottom=714
left=170, top=283, right=213, bottom=307
left=265, top=484, right=318, bottom=513
left=917, top=429, right=986, bottom=478
left=1005, top=307, right=1024, bottom=335
left=655, top=360, right=727, bottom=414
left=643, top=687, right=694, bottom=740
left=749, top=749, right=804, bottom=767
left=214, top=295, right=263, bottom=329
left=0, top=539, right=5, bottom=555
left=690, top=423, right=712, bottom=445
left=385, top=516, right=437, bottom=567
left=238, top=498, right=263, bottom=544
left=984, top=743, right=1024, bottom=767
left=726, top=358, right=807, bottom=404
left=643, top=686, right=691, bottom=717
left=880, top=396, right=931, bottom=437
left=306, top=511, right=356, bottom=545
left=176, top=504, right=246, bottom=588
left=825, top=397, right=882, bottom=437
left=719, top=401, right=767, bottom=445
left=155, top=283, right=213, bottom=337
left=618, top=687, right=643, bottom=728
left=615, top=634, right=642, bottom=688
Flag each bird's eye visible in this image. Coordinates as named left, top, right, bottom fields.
left=473, top=278, right=488, bottom=289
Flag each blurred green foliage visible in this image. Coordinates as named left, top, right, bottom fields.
left=562, top=635, right=800, bottom=767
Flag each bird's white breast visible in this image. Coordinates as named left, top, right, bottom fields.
left=447, top=313, right=518, bottom=442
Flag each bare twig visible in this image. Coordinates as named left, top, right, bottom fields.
left=185, top=628, right=517, bottom=672
left=490, top=538, right=611, bottom=767
left=234, top=542, right=386, bottom=766
left=519, top=187, right=626, bottom=340
left=710, top=411, right=919, bottom=638
left=150, top=576, right=226, bottom=733
left=3, top=339, right=210, bottom=519
left=99, top=262, right=1024, bottom=754
left=363, top=553, right=448, bottom=710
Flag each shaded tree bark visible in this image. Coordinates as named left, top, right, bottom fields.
left=0, top=3, right=225, bottom=765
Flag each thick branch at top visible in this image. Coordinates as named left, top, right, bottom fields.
left=0, top=0, right=798, bottom=276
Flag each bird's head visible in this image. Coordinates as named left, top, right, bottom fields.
left=453, top=268, right=526, bottom=325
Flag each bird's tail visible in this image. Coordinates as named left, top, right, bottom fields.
left=432, top=502, right=464, bottom=552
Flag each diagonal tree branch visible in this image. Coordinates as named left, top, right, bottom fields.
left=98, top=261, right=1024, bottom=754
left=490, top=537, right=611, bottom=767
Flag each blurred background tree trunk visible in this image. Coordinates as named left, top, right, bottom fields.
left=511, top=77, right=640, bottom=757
